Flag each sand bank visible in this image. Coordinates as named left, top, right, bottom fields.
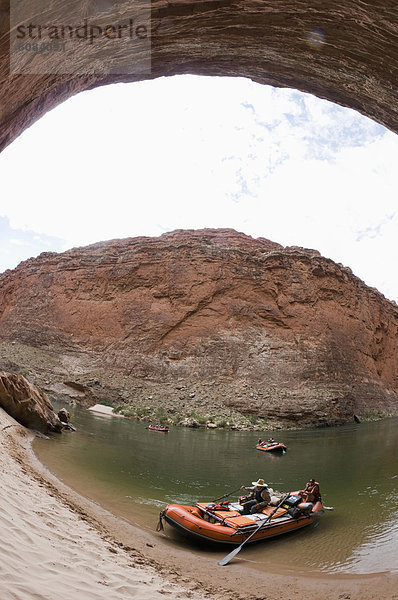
left=0, top=408, right=206, bottom=600
left=87, top=404, right=123, bottom=416
left=1, top=407, right=397, bottom=600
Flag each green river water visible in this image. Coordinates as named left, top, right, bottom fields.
left=34, top=405, right=398, bottom=576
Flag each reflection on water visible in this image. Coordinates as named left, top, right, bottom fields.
left=34, top=404, right=398, bottom=575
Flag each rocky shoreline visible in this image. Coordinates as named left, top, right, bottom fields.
left=0, top=340, right=395, bottom=432
left=0, top=341, right=287, bottom=431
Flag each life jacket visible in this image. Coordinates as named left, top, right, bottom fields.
left=306, top=481, right=321, bottom=501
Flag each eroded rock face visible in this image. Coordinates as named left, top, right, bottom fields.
left=0, top=371, right=62, bottom=433
left=0, top=1, right=397, bottom=152
left=0, top=229, right=397, bottom=427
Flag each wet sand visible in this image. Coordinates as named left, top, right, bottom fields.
left=1, top=407, right=397, bottom=600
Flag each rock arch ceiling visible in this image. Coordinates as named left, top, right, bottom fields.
left=0, top=0, right=397, bottom=154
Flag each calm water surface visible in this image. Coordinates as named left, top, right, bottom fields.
left=34, top=404, right=398, bottom=575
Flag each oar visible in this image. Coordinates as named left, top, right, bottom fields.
left=218, top=494, right=290, bottom=567
left=213, top=487, right=242, bottom=503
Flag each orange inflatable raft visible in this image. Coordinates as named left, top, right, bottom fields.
left=256, top=442, right=287, bottom=453
left=159, top=493, right=322, bottom=545
left=148, top=424, right=169, bottom=432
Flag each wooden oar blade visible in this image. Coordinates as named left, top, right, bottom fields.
left=217, top=494, right=291, bottom=567
left=218, top=545, right=242, bottom=566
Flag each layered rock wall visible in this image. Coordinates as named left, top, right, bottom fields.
left=0, top=229, right=397, bottom=427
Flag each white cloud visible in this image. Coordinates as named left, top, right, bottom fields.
left=0, top=75, right=397, bottom=300
left=9, top=238, right=32, bottom=246
left=0, top=216, right=65, bottom=273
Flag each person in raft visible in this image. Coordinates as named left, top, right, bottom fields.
left=240, top=478, right=271, bottom=514
left=299, top=478, right=321, bottom=503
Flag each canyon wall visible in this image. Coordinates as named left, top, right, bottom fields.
left=0, top=229, right=397, bottom=428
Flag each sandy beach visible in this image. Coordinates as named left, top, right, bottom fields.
left=0, top=408, right=209, bottom=600
left=1, top=406, right=398, bottom=600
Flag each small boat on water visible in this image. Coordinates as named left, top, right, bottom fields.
left=158, top=492, right=322, bottom=545
left=256, top=441, right=287, bottom=453
left=148, top=424, right=169, bottom=433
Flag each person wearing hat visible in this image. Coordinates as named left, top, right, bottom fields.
left=240, top=478, right=271, bottom=514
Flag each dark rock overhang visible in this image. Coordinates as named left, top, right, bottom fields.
left=0, top=1, right=397, bottom=153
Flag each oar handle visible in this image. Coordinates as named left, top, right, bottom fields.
left=213, top=487, right=242, bottom=502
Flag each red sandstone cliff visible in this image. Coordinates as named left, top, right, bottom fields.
left=0, top=229, right=397, bottom=428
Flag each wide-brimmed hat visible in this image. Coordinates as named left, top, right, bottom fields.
left=252, top=478, right=267, bottom=487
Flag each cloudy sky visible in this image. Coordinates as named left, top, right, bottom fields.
left=0, top=75, right=397, bottom=301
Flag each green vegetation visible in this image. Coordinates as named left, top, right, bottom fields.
left=119, top=407, right=136, bottom=418
left=135, top=406, right=152, bottom=418
left=114, top=403, right=275, bottom=430
left=247, top=413, right=259, bottom=425
left=188, top=411, right=208, bottom=425
left=171, top=413, right=183, bottom=425
left=241, top=414, right=269, bottom=429
left=94, top=389, right=277, bottom=431
left=17, top=368, right=30, bottom=378
left=98, top=399, right=115, bottom=408
left=155, top=407, right=169, bottom=424
left=361, top=410, right=386, bottom=421
left=197, top=414, right=209, bottom=425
